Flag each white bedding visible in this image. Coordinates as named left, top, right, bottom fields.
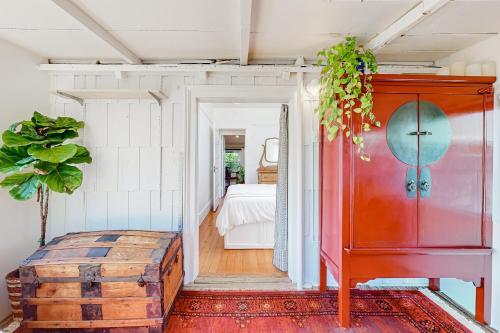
left=216, top=184, right=276, bottom=236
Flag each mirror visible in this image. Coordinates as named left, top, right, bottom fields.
left=264, top=137, right=279, bottom=163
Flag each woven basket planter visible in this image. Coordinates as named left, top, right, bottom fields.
left=6, top=269, right=22, bottom=322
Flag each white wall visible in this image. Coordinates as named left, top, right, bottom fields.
left=46, top=74, right=187, bottom=239
left=207, top=105, right=281, bottom=184
left=0, top=39, right=49, bottom=320
left=197, top=107, right=214, bottom=224
left=436, top=35, right=500, bottom=328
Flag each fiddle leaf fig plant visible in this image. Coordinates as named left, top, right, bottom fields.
left=0, top=112, right=92, bottom=246
left=316, top=36, right=380, bottom=161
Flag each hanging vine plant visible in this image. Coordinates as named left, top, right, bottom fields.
left=316, top=36, right=380, bottom=161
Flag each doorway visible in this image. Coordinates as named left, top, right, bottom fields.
left=184, top=85, right=303, bottom=288
left=196, top=103, right=286, bottom=278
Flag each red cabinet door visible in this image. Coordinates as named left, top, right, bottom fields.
left=417, top=94, right=484, bottom=247
left=353, top=93, right=418, bottom=248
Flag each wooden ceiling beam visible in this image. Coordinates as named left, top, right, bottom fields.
left=51, top=0, right=142, bottom=64
left=239, top=0, right=252, bottom=66
left=365, top=0, right=451, bottom=52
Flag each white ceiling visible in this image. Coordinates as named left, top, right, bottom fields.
left=0, top=0, right=498, bottom=64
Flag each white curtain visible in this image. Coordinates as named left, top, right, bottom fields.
left=273, top=104, right=288, bottom=271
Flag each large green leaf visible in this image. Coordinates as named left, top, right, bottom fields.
left=54, top=117, right=84, bottom=130
left=0, top=172, right=34, bottom=187
left=0, top=146, right=33, bottom=172
left=46, top=130, right=79, bottom=143
left=0, top=152, right=17, bottom=173
left=8, top=174, right=40, bottom=200
left=3, top=130, right=34, bottom=147
left=34, top=161, right=58, bottom=174
left=41, top=164, right=82, bottom=194
left=2, top=130, right=52, bottom=147
left=31, top=112, right=55, bottom=126
left=20, top=123, right=44, bottom=140
left=28, top=144, right=77, bottom=163
left=65, top=145, right=92, bottom=164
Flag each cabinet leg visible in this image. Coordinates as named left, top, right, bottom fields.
left=475, top=277, right=491, bottom=324
left=319, top=257, right=327, bottom=292
left=338, top=277, right=351, bottom=328
left=429, top=278, right=440, bottom=292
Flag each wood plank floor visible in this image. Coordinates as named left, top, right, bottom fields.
left=199, top=210, right=287, bottom=277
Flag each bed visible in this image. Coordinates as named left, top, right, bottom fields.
left=216, top=184, right=276, bottom=249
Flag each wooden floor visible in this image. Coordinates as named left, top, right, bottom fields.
left=199, top=210, right=287, bottom=277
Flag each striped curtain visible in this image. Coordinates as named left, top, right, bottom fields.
left=273, top=104, right=288, bottom=271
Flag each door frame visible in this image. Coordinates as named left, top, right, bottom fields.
left=184, top=85, right=303, bottom=288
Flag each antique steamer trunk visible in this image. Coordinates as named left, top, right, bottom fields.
left=318, top=75, right=495, bottom=328
left=19, top=230, right=183, bottom=332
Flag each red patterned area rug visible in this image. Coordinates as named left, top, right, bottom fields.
left=165, top=290, right=471, bottom=333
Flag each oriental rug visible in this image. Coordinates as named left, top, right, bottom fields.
left=165, top=289, right=472, bottom=333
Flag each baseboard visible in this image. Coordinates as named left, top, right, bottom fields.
left=198, top=201, right=212, bottom=225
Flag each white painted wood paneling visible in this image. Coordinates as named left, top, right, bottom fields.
left=96, top=147, right=118, bottom=191
left=172, top=103, right=185, bottom=151
left=96, top=75, right=118, bottom=89
left=129, top=191, right=151, bottom=229
left=150, top=103, right=162, bottom=147
left=108, top=102, right=130, bottom=146
left=85, top=103, right=108, bottom=147
left=151, top=190, right=172, bottom=231
left=48, top=193, right=66, bottom=238
left=85, top=191, right=108, bottom=231
left=65, top=190, right=86, bottom=233
left=163, top=149, right=179, bottom=191
left=140, top=147, right=161, bottom=190
left=108, top=191, right=129, bottom=230
left=82, top=146, right=98, bottom=191
left=130, top=103, right=150, bottom=147
left=161, top=102, right=174, bottom=148
left=118, top=147, right=140, bottom=191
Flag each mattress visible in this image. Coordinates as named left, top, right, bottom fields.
left=216, top=184, right=276, bottom=236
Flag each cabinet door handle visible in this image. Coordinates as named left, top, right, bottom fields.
left=407, top=180, right=417, bottom=192
left=406, top=168, right=417, bottom=198
left=420, top=180, right=431, bottom=192
left=419, top=167, right=432, bottom=198
left=408, top=130, right=433, bottom=136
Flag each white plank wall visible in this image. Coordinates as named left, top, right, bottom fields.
left=47, top=73, right=187, bottom=238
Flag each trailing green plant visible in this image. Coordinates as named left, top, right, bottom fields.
left=316, top=36, right=380, bottom=161
left=0, top=112, right=92, bottom=246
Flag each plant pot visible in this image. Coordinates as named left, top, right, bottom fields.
left=5, top=269, right=22, bottom=322
left=356, top=57, right=365, bottom=73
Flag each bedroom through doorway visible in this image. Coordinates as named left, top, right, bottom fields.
left=196, top=102, right=288, bottom=281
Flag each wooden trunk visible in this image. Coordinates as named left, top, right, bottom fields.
left=19, top=230, right=183, bottom=332
left=318, top=75, right=495, bottom=327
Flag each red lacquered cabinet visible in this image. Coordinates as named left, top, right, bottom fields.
left=318, top=75, right=495, bottom=327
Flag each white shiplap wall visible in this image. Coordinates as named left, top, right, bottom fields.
left=47, top=73, right=189, bottom=238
